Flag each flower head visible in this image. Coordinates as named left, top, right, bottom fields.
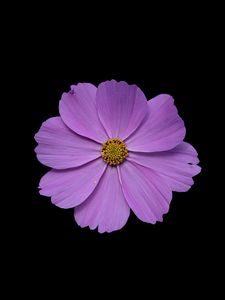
left=35, top=80, right=201, bottom=233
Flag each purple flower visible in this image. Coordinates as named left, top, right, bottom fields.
left=35, top=80, right=201, bottom=233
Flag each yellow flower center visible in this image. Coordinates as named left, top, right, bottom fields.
left=101, top=138, right=128, bottom=166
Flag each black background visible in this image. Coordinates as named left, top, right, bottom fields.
left=9, top=3, right=218, bottom=295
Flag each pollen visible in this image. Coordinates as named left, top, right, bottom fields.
left=101, top=138, right=128, bottom=166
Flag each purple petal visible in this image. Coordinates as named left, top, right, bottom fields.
left=39, top=158, right=106, bottom=208
left=128, top=142, right=201, bottom=192
left=35, top=117, right=101, bottom=169
left=74, top=166, right=130, bottom=233
left=59, top=83, right=108, bottom=143
left=126, top=94, right=186, bottom=152
left=96, top=80, right=148, bottom=139
left=119, top=161, right=172, bottom=223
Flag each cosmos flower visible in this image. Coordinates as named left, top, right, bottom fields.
left=35, top=80, right=201, bottom=233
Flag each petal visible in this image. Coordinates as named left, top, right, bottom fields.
left=119, top=161, right=172, bottom=223
left=128, top=142, right=201, bottom=192
left=126, top=94, right=186, bottom=152
left=59, top=83, right=108, bottom=143
left=39, top=158, right=106, bottom=208
left=96, top=80, right=148, bottom=139
left=75, top=166, right=130, bottom=233
left=35, top=117, right=101, bottom=169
